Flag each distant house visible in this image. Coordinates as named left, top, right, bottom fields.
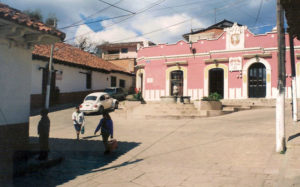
left=182, top=19, right=242, bottom=42
left=137, top=21, right=300, bottom=101
left=31, top=42, right=134, bottom=108
left=97, top=41, right=155, bottom=93
left=0, top=3, right=65, bottom=183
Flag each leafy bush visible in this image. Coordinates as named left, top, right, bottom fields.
left=202, top=92, right=222, bottom=101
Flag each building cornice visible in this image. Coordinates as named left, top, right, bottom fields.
left=243, top=53, right=272, bottom=59
left=204, top=58, right=229, bottom=63
left=137, top=46, right=300, bottom=62
left=165, top=60, right=188, bottom=66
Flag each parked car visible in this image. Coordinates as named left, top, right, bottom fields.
left=104, top=87, right=127, bottom=101
left=79, top=92, right=119, bottom=114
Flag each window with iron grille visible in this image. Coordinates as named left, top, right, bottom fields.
left=86, top=73, right=92, bottom=89
left=119, top=79, right=125, bottom=88
left=111, top=76, right=116, bottom=87
left=121, top=48, right=128, bottom=53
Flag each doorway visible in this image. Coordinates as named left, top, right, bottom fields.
left=248, top=63, right=266, bottom=98
left=209, top=68, right=224, bottom=98
left=170, top=70, right=183, bottom=96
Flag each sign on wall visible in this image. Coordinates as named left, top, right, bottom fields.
left=56, top=71, right=63, bottom=80
left=147, top=78, right=153, bottom=83
left=229, top=57, right=242, bottom=72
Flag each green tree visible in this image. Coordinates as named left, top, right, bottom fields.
left=23, top=9, right=43, bottom=21
left=45, top=13, right=58, bottom=28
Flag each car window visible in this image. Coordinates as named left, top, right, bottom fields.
left=85, top=96, right=97, bottom=101
left=100, top=95, right=105, bottom=101
left=104, top=88, right=116, bottom=93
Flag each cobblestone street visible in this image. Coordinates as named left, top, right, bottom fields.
left=13, top=107, right=300, bottom=186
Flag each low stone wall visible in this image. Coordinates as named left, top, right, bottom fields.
left=194, top=100, right=222, bottom=110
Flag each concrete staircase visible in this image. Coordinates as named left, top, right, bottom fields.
left=221, top=99, right=276, bottom=108
left=123, top=102, right=224, bottom=119
left=221, top=99, right=277, bottom=113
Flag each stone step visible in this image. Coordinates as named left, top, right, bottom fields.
left=222, top=107, right=238, bottom=112
left=144, top=114, right=207, bottom=120
left=222, top=105, right=252, bottom=111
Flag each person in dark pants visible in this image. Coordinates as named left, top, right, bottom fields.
left=94, top=111, right=114, bottom=154
left=37, top=108, right=50, bottom=160
left=72, top=106, right=84, bottom=140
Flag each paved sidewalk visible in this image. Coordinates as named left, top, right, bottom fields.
left=13, top=106, right=300, bottom=186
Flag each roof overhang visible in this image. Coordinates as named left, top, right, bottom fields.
left=282, top=0, right=300, bottom=39
left=0, top=18, right=62, bottom=46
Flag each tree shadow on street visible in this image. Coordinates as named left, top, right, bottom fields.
left=13, top=137, right=141, bottom=186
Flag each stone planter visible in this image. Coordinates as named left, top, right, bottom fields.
left=160, top=96, right=177, bottom=103
left=194, top=100, right=222, bottom=110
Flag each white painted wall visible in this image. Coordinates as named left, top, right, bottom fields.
left=31, top=59, right=133, bottom=94
left=109, top=72, right=134, bottom=91
left=119, top=46, right=137, bottom=59
left=92, top=71, right=110, bottom=90
left=31, top=60, right=43, bottom=94
left=0, top=40, right=32, bottom=126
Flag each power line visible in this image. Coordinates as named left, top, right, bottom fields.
left=58, top=0, right=124, bottom=30
left=63, top=0, right=167, bottom=42
left=111, top=19, right=190, bottom=43
left=59, top=14, right=132, bottom=30
left=253, top=0, right=264, bottom=27
left=111, top=0, right=247, bottom=43
left=150, top=0, right=214, bottom=11
left=98, top=0, right=135, bottom=14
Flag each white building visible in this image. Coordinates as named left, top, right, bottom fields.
left=31, top=43, right=134, bottom=108
left=0, top=3, right=65, bottom=183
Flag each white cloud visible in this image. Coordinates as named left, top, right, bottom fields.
left=74, top=23, right=146, bottom=46
left=4, top=0, right=276, bottom=44
left=131, top=13, right=204, bottom=43
left=74, top=13, right=204, bottom=45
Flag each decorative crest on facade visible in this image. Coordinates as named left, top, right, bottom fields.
left=225, top=23, right=246, bottom=50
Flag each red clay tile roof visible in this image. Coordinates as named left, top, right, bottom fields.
left=0, top=3, right=65, bottom=40
left=32, top=43, right=131, bottom=74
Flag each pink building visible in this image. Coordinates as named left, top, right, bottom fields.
left=136, top=22, right=300, bottom=101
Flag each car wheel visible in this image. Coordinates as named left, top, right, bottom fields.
left=114, top=102, right=119, bottom=109
left=98, top=106, right=104, bottom=114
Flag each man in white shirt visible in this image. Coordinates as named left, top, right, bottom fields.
left=72, top=106, right=84, bottom=140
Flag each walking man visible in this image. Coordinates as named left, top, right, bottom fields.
left=72, top=106, right=84, bottom=140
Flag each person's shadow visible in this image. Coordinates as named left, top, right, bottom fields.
left=13, top=136, right=141, bottom=186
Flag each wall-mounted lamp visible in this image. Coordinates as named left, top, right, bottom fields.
left=37, top=65, right=46, bottom=71
left=189, top=41, right=196, bottom=54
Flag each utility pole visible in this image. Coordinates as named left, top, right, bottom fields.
left=289, top=32, right=297, bottom=122
left=45, top=19, right=57, bottom=109
left=45, top=44, right=54, bottom=109
left=276, top=0, right=286, bottom=153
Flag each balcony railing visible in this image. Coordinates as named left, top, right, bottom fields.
left=103, top=54, right=120, bottom=60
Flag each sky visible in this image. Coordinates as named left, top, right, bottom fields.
left=2, top=0, right=277, bottom=46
